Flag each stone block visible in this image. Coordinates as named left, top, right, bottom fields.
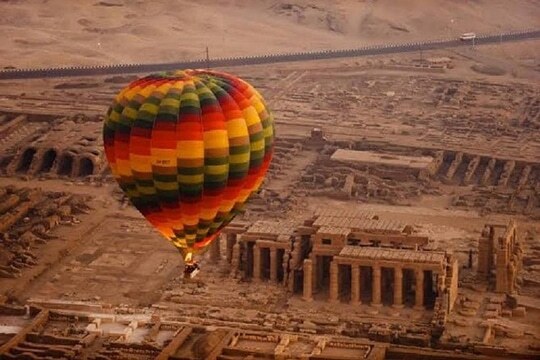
left=463, top=300, right=480, bottom=310
left=505, top=329, right=524, bottom=339
left=458, top=307, right=476, bottom=317
left=454, top=318, right=472, bottom=327
left=85, top=323, right=103, bottom=335
left=512, top=307, right=526, bottom=317
left=300, top=320, right=317, bottom=330
left=482, top=310, right=498, bottom=319
left=485, top=303, right=501, bottom=314
left=488, top=295, right=505, bottom=304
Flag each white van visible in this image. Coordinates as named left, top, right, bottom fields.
left=460, top=32, right=477, bottom=41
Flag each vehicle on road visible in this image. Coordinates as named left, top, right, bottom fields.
left=460, top=32, right=477, bottom=41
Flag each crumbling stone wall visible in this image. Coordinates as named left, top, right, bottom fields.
left=4, top=118, right=105, bottom=178
left=477, top=221, right=523, bottom=294
left=0, top=186, right=92, bottom=279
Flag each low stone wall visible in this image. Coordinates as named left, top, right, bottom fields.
left=0, top=308, right=49, bottom=354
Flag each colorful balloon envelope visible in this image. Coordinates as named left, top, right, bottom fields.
left=103, top=69, right=274, bottom=266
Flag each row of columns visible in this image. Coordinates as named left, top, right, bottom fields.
left=225, top=233, right=237, bottom=263
left=304, top=260, right=426, bottom=309
left=219, top=234, right=289, bottom=284
left=212, top=233, right=240, bottom=264
left=253, top=244, right=280, bottom=282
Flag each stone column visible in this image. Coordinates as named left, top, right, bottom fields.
left=303, top=259, right=313, bottom=301
left=372, top=265, right=382, bottom=307
left=311, top=254, right=318, bottom=292
left=210, top=234, right=221, bottom=263
left=437, top=274, right=445, bottom=294
left=288, top=248, right=299, bottom=292
left=253, top=244, right=261, bottom=281
left=415, top=268, right=424, bottom=309
left=270, top=247, right=277, bottom=282
left=329, top=260, right=339, bottom=303
left=496, top=246, right=509, bottom=293
left=226, top=233, right=236, bottom=263
left=393, top=267, right=403, bottom=308
left=508, top=262, right=516, bottom=294
left=231, top=243, right=240, bottom=276
left=477, top=228, right=491, bottom=279
left=282, top=252, right=290, bottom=286
left=351, top=265, right=361, bottom=305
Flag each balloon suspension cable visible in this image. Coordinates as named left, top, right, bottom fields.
left=183, top=250, right=194, bottom=264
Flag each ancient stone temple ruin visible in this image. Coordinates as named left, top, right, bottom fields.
left=0, top=304, right=387, bottom=359
left=218, top=209, right=459, bottom=314
left=218, top=219, right=296, bottom=284
left=477, top=220, right=523, bottom=293
left=301, top=210, right=458, bottom=312
left=305, top=247, right=455, bottom=311
left=0, top=114, right=105, bottom=178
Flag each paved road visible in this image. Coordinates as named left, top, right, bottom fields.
left=0, top=29, right=538, bottom=80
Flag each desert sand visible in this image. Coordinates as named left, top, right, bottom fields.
left=0, top=1, right=539, bottom=359
left=1, top=0, right=539, bottom=68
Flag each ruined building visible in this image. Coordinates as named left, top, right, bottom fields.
left=218, top=209, right=459, bottom=315
left=477, top=220, right=523, bottom=293
left=0, top=304, right=388, bottom=360
left=0, top=113, right=106, bottom=178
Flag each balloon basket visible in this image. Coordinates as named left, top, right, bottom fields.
left=183, top=263, right=200, bottom=279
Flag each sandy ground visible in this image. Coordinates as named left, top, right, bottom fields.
left=0, top=0, right=539, bottom=68
left=0, top=1, right=539, bottom=355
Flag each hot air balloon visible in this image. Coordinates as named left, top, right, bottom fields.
left=103, top=69, right=274, bottom=277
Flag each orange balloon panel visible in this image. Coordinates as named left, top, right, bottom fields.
left=103, top=70, right=274, bottom=261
